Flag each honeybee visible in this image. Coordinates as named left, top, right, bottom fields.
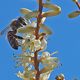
left=0, top=17, right=27, bottom=50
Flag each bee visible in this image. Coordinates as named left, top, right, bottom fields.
left=0, top=17, right=27, bottom=50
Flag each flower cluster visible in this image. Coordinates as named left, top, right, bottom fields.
left=20, top=33, right=47, bottom=52
left=13, top=0, right=62, bottom=80
left=13, top=20, right=59, bottom=79
left=15, top=51, right=59, bottom=80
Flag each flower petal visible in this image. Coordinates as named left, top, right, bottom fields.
left=68, top=11, right=80, bottom=18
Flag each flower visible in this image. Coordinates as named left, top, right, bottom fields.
left=21, top=34, right=36, bottom=51
left=17, top=71, right=24, bottom=79
left=21, top=33, right=47, bottom=52
left=40, top=51, right=59, bottom=74
left=40, top=71, right=51, bottom=80
left=17, top=68, right=36, bottom=80
left=14, top=52, right=35, bottom=67
left=41, top=38, right=47, bottom=50
left=34, top=39, right=41, bottom=50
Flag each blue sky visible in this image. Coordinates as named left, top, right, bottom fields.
left=0, top=0, right=80, bottom=80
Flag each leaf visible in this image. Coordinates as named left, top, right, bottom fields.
left=42, top=3, right=61, bottom=17
left=40, top=24, right=52, bottom=35
left=68, top=11, right=80, bottom=18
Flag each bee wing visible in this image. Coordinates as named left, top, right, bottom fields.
left=0, top=25, right=10, bottom=36
left=68, top=11, right=80, bottom=18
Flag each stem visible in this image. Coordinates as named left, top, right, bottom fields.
left=35, top=0, right=43, bottom=39
left=34, top=0, right=43, bottom=80
left=34, top=50, right=40, bottom=80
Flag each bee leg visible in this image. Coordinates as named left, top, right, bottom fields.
left=9, top=31, right=23, bottom=39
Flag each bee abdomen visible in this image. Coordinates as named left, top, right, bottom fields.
left=7, top=31, right=18, bottom=50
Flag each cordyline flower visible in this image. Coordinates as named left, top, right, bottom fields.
left=19, top=33, right=47, bottom=52
left=14, top=52, right=34, bottom=67
left=17, top=70, right=36, bottom=80
left=13, top=0, right=62, bottom=80
left=40, top=51, right=58, bottom=67
left=40, top=71, right=51, bottom=80
left=39, top=52, right=59, bottom=74
left=14, top=20, right=59, bottom=79
left=15, top=49, right=59, bottom=80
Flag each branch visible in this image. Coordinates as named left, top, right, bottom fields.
left=34, top=0, right=43, bottom=80
left=35, top=0, right=43, bottom=39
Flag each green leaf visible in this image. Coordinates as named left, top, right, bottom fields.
left=68, top=11, right=80, bottom=18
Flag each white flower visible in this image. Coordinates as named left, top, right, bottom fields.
left=30, top=38, right=47, bottom=52
left=41, top=39, right=47, bottom=50
left=17, top=71, right=24, bottom=79
left=34, top=39, right=41, bottom=50
left=21, top=34, right=36, bottom=51
left=42, top=51, right=51, bottom=57
left=15, top=52, right=34, bottom=67
left=40, top=71, right=51, bottom=80
left=17, top=68, right=36, bottom=80
left=40, top=51, right=59, bottom=73
left=40, top=63, right=58, bottom=74
left=41, top=57, right=58, bottom=66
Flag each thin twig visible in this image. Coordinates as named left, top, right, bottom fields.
left=34, top=0, right=43, bottom=80
left=35, top=0, right=43, bottom=39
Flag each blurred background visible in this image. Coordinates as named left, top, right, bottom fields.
left=0, top=0, right=80, bottom=79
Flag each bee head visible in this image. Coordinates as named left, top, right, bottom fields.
left=18, top=17, right=26, bottom=25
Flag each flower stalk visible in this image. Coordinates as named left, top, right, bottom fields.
left=35, top=0, right=43, bottom=39
left=12, top=0, right=62, bottom=80
left=34, top=0, right=43, bottom=80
